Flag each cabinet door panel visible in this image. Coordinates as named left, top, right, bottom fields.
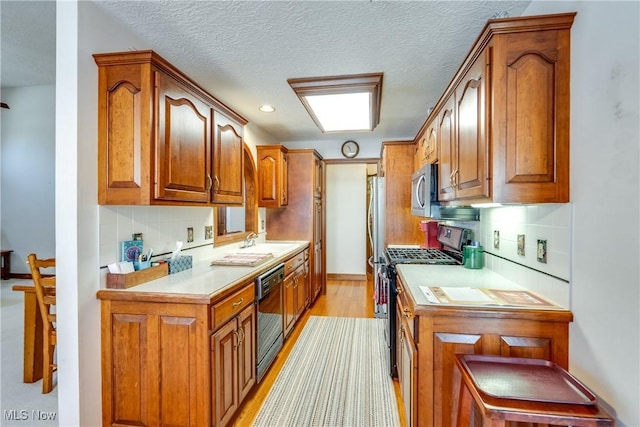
left=433, top=332, right=483, bottom=427
left=156, top=71, right=211, bottom=203
left=499, top=335, right=551, bottom=360
left=237, top=306, right=256, bottom=402
left=110, top=313, right=150, bottom=426
left=106, top=82, right=143, bottom=189
left=455, top=55, right=489, bottom=200
left=158, top=315, right=198, bottom=427
left=506, top=54, right=555, bottom=183
left=212, top=320, right=238, bottom=427
left=438, top=96, right=456, bottom=201
left=425, top=125, right=438, bottom=164
left=213, top=112, right=244, bottom=204
left=283, top=274, right=296, bottom=337
left=258, top=154, right=278, bottom=204
left=400, top=319, right=417, bottom=427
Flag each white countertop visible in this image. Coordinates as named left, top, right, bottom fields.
left=99, top=240, right=309, bottom=301
left=396, top=264, right=567, bottom=310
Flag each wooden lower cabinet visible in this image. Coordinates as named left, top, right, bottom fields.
left=212, top=304, right=255, bottom=427
left=283, top=251, right=309, bottom=338
left=396, top=297, right=417, bottom=427
left=396, top=276, right=573, bottom=427
left=99, top=281, right=255, bottom=427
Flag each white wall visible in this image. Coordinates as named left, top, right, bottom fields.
left=57, top=1, right=154, bottom=424
left=325, top=163, right=368, bottom=275
left=0, top=86, right=56, bottom=273
left=522, top=2, right=639, bottom=425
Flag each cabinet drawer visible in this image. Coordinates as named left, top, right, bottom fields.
left=397, top=286, right=415, bottom=338
left=285, top=251, right=306, bottom=276
left=211, top=284, right=255, bottom=331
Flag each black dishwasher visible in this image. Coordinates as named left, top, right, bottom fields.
left=255, top=263, right=285, bottom=382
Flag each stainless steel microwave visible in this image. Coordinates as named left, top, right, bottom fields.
left=411, top=164, right=435, bottom=217
left=411, top=164, right=480, bottom=221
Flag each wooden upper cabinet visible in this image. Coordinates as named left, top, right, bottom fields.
left=213, top=111, right=244, bottom=205
left=493, top=19, right=572, bottom=203
left=415, top=119, right=438, bottom=171
left=94, top=50, right=248, bottom=206
left=453, top=51, right=490, bottom=201
left=382, top=141, right=424, bottom=246
left=428, top=13, right=575, bottom=205
left=257, top=145, right=288, bottom=208
left=155, top=70, right=212, bottom=203
left=437, top=94, right=456, bottom=202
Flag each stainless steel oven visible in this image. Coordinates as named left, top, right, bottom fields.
left=255, top=263, right=285, bottom=383
left=383, top=225, right=472, bottom=377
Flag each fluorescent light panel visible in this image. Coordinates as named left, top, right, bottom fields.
left=288, top=73, right=383, bottom=133
left=304, top=92, right=371, bottom=131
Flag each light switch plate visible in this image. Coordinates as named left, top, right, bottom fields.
left=187, top=227, right=194, bottom=243
left=517, top=234, right=525, bottom=256
left=204, top=225, right=213, bottom=240
left=493, top=230, right=500, bottom=249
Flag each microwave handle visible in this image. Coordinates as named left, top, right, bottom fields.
left=416, top=174, right=426, bottom=208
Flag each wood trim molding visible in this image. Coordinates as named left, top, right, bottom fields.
left=326, top=273, right=367, bottom=281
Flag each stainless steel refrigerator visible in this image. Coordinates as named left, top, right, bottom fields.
left=367, top=175, right=386, bottom=318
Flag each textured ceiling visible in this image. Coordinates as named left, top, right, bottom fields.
left=1, top=0, right=531, bottom=147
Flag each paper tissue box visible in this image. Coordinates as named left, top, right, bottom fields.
left=167, top=256, right=192, bottom=274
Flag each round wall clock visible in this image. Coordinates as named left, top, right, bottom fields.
left=341, top=140, right=360, bottom=158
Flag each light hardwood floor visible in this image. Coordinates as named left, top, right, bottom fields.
left=231, top=277, right=407, bottom=426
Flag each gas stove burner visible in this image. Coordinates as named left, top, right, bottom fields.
left=385, top=247, right=460, bottom=265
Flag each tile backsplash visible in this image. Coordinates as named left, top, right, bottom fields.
left=458, top=204, right=572, bottom=307
left=99, top=205, right=214, bottom=267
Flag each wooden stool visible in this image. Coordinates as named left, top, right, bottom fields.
left=453, top=354, right=615, bottom=427
left=1, top=250, right=12, bottom=280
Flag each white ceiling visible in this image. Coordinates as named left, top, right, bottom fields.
left=1, top=0, right=532, bottom=146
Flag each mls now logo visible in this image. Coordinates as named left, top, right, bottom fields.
left=4, top=409, right=57, bottom=421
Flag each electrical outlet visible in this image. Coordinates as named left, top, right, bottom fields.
left=517, top=234, right=525, bottom=256
left=204, top=225, right=213, bottom=240
left=537, top=239, right=547, bottom=263
left=261, top=219, right=265, bottom=231
left=187, top=227, right=194, bottom=243
left=493, top=230, right=500, bottom=249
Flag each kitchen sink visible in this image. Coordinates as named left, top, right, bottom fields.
left=210, top=242, right=299, bottom=267
left=236, top=242, right=298, bottom=254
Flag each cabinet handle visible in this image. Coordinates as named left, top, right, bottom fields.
left=450, top=169, right=459, bottom=190
left=238, top=328, right=245, bottom=345
left=232, top=298, right=244, bottom=309
left=206, top=174, right=213, bottom=191
left=233, top=330, right=240, bottom=348
left=213, top=175, right=220, bottom=193
left=403, top=308, right=411, bottom=318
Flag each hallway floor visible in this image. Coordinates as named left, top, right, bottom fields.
left=1, top=279, right=58, bottom=426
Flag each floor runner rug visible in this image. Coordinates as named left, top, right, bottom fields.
left=252, top=316, right=401, bottom=427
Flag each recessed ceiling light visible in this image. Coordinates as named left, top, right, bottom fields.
left=288, top=73, right=383, bottom=133
left=259, top=104, right=276, bottom=113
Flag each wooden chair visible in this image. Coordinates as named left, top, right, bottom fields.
left=26, top=253, right=57, bottom=393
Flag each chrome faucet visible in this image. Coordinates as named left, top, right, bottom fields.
left=242, top=232, right=259, bottom=248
